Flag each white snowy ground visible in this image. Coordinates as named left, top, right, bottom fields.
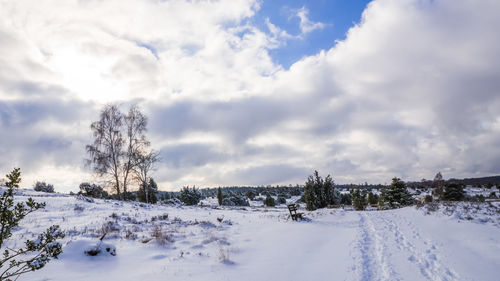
left=5, top=188, right=500, bottom=281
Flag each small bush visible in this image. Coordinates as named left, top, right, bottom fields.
left=276, top=196, right=287, bottom=205
left=152, top=226, right=174, bottom=246
left=34, top=181, right=55, bottom=193
left=79, top=182, right=107, bottom=198
left=222, top=195, right=250, bottom=206
left=264, top=195, right=275, bottom=207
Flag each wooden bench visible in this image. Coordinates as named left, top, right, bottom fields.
left=287, top=204, right=304, bottom=221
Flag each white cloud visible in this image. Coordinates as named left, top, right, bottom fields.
left=0, top=0, right=499, bottom=191
left=295, top=6, right=326, bottom=35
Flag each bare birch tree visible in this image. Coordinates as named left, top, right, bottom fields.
left=86, top=105, right=124, bottom=198
left=86, top=104, right=153, bottom=200
left=122, top=105, right=149, bottom=194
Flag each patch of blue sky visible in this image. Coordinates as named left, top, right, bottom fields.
left=252, top=0, right=372, bottom=69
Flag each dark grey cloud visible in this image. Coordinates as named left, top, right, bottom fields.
left=159, top=143, right=228, bottom=169
left=149, top=96, right=294, bottom=142
left=0, top=96, right=95, bottom=173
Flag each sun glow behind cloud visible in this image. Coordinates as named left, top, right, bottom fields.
left=47, top=47, right=128, bottom=103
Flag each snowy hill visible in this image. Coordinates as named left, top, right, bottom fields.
left=5, top=188, right=500, bottom=281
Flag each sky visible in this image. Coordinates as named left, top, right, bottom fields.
left=1, top=0, right=499, bottom=192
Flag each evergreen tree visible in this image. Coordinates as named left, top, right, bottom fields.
left=323, top=175, right=334, bottom=206
left=340, top=193, right=352, bottom=205
left=264, top=195, right=275, bottom=207
left=313, top=171, right=325, bottom=208
left=304, top=174, right=317, bottom=211
left=1, top=168, right=65, bottom=280
left=303, top=171, right=336, bottom=210
left=368, top=192, right=379, bottom=205
left=442, top=183, right=465, bottom=201
left=217, top=187, right=223, bottom=206
left=383, top=177, right=413, bottom=208
left=351, top=189, right=367, bottom=210
left=179, top=186, right=201, bottom=205
left=5, top=168, right=21, bottom=188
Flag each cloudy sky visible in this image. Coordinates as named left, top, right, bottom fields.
left=1, top=0, right=499, bottom=192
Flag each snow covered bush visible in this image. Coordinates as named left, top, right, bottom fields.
left=0, top=168, right=65, bottom=280
left=84, top=241, right=116, bottom=257
left=79, top=182, right=107, bottom=198
left=276, top=196, right=287, bottom=205
left=179, top=186, right=201, bottom=205
left=222, top=194, right=249, bottom=206
left=34, top=181, right=54, bottom=193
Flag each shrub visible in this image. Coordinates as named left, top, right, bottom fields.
left=179, top=186, right=201, bottom=205
left=276, top=196, right=287, bottom=205
left=222, top=195, right=249, bottom=207
left=245, top=190, right=256, bottom=200
left=79, top=182, right=107, bottom=198
left=442, top=183, right=465, bottom=201
left=264, top=195, right=275, bottom=207
left=424, top=195, right=433, bottom=203
left=1, top=168, right=65, bottom=279
left=34, top=181, right=54, bottom=193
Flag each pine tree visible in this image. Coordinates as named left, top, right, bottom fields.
left=264, top=195, right=275, bottom=207
left=1, top=168, right=65, bottom=279
left=313, top=171, right=325, bottom=208
left=5, top=168, right=21, bottom=188
left=217, top=187, right=223, bottom=206
left=351, top=189, right=367, bottom=210
left=323, top=175, right=334, bottom=206
left=304, top=175, right=316, bottom=211
left=179, top=186, right=201, bottom=205
left=368, top=192, right=379, bottom=205
left=442, top=182, right=465, bottom=201
left=383, top=177, right=413, bottom=208
left=304, top=171, right=337, bottom=210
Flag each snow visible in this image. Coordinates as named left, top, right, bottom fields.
left=4, top=187, right=500, bottom=281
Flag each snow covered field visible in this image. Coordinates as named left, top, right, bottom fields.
left=6, top=189, right=500, bottom=281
